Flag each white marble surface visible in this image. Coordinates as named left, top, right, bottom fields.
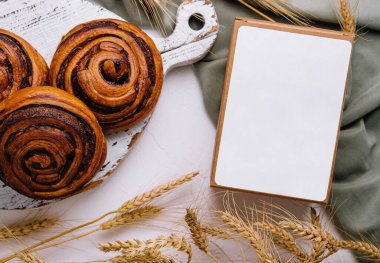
left=0, top=65, right=357, bottom=262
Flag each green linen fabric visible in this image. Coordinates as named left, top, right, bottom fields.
left=96, top=0, right=380, bottom=258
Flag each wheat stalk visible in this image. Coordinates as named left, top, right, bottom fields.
left=201, top=225, right=232, bottom=240
left=3, top=166, right=378, bottom=263
left=336, top=240, right=380, bottom=260
left=237, top=0, right=308, bottom=25
left=184, top=208, right=221, bottom=262
left=141, top=248, right=165, bottom=261
left=310, top=208, right=321, bottom=229
left=279, top=221, right=332, bottom=244
left=0, top=219, right=57, bottom=240
left=189, top=200, right=380, bottom=263
left=111, top=247, right=174, bottom=263
left=110, top=255, right=170, bottom=263
left=99, top=206, right=162, bottom=230
left=279, top=219, right=380, bottom=261
left=17, top=253, right=45, bottom=263
left=308, top=208, right=326, bottom=262
left=0, top=172, right=198, bottom=263
left=30, top=206, right=162, bottom=256
left=339, top=0, right=356, bottom=33
left=235, top=0, right=275, bottom=22
left=130, top=0, right=178, bottom=36
left=219, top=211, right=279, bottom=263
left=185, top=208, right=209, bottom=252
left=279, top=220, right=335, bottom=244
left=119, top=172, right=198, bottom=213
left=110, top=253, right=175, bottom=263
left=100, top=240, right=142, bottom=252
left=110, top=255, right=152, bottom=263
left=134, top=0, right=309, bottom=35
left=132, top=234, right=192, bottom=262
left=100, top=234, right=192, bottom=263
left=254, top=222, right=308, bottom=261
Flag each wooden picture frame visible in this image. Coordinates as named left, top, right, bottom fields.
left=211, top=18, right=354, bottom=204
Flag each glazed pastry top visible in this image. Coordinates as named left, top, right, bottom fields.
left=0, top=87, right=107, bottom=200
left=50, top=19, right=164, bottom=132
left=0, top=29, right=49, bottom=102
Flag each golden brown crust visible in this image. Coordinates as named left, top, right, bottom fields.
left=0, top=29, right=49, bottom=101
left=50, top=19, right=164, bottom=132
left=0, top=87, right=107, bottom=200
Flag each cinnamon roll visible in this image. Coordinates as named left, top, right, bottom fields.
left=0, top=87, right=107, bottom=200
left=50, top=19, right=164, bottom=132
left=0, top=29, right=48, bottom=101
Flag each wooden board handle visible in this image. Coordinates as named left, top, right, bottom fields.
left=153, top=0, right=219, bottom=74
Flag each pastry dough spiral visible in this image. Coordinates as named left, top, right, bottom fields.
left=0, top=87, right=107, bottom=199
left=0, top=29, right=48, bottom=101
left=50, top=19, right=164, bottom=132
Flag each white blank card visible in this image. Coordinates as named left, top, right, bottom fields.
left=211, top=19, right=353, bottom=203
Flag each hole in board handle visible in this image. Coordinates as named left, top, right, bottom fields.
left=189, top=13, right=205, bottom=31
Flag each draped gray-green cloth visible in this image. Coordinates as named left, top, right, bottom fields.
left=97, top=0, right=380, bottom=258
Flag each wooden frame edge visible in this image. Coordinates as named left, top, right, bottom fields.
left=210, top=18, right=355, bottom=205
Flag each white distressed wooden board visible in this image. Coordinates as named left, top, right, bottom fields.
left=0, top=0, right=218, bottom=209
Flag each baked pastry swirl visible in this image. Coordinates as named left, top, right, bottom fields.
left=0, top=87, right=107, bottom=200
left=0, top=29, right=48, bottom=101
left=50, top=19, right=164, bottom=132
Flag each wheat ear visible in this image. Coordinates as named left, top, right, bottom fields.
left=185, top=209, right=220, bottom=262
left=119, top=172, right=198, bottom=212
left=339, top=0, right=356, bottom=33
left=142, top=248, right=167, bottom=262
left=337, top=240, right=380, bottom=260
left=17, top=253, right=45, bottom=263
left=0, top=219, right=57, bottom=239
left=280, top=218, right=380, bottom=260
left=279, top=221, right=333, bottom=243
left=307, top=208, right=326, bottom=262
left=201, top=225, right=232, bottom=240
left=100, top=240, right=142, bottom=252
left=280, top=219, right=339, bottom=261
left=185, top=208, right=209, bottom=252
left=110, top=253, right=174, bottom=263
left=100, top=234, right=192, bottom=263
left=254, top=222, right=308, bottom=261
left=219, top=211, right=279, bottom=263
left=111, top=247, right=174, bottom=263
left=138, top=234, right=192, bottom=262
left=99, top=206, right=162, bottom=230
left=0, top=172, right=198, bottom=263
